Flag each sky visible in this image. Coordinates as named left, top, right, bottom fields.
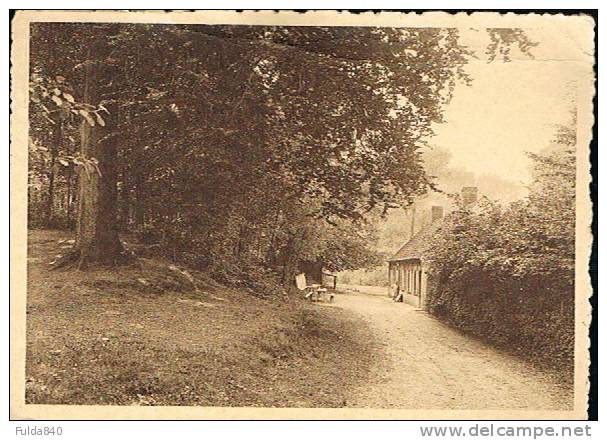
left=430, top=25, right=591, bottom=187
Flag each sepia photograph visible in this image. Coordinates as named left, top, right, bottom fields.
left=10, top=10, right=595, bottom=420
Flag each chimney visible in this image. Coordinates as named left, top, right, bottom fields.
left=461, top=186, right=478, bottom=206
left=431, top=205, right=444, bottom=223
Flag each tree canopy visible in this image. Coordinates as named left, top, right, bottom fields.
left=28, top=22, right=536, bottom=283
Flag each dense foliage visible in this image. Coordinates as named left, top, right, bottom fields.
left=26, top=23, right=474, bottom=282
left=28, top=22, right=537, bottom=287
left=424, top=122, right=576, bottom=369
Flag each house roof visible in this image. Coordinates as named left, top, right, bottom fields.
left=388, top=220, right=442, bottom=262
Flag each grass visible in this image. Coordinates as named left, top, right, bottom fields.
left=26, top=230, right=378, bottom=407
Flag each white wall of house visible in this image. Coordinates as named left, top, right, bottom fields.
left=389, top=259, right=427, bottom=308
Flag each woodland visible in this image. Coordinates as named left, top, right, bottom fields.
left=28, top=24, right=538, bottom=290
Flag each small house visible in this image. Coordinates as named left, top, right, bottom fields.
left=388, top=187, right=478, bottom=308
left=387, top=206, right=443, bottom=308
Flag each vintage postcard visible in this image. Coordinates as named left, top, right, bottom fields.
left=10, top=10, right=595, bottom=420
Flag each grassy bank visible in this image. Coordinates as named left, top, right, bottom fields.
left=26, top=230, right=377, bottom=407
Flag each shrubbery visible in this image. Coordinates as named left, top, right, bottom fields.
left=425, top=144, right=575, bottom=371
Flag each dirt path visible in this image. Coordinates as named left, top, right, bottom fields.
left=333, top=292, right=573, bottom=410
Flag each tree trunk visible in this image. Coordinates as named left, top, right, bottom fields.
left=45, top=156, right=55, bottom=226
left=66, top=165, right=73, bottom=228
left=134, top=172, right=145, bottom=227
left=74, top=117, right=124, bottom=266
left=280, top=227, right=308, bottom=285
left=265, top=210, right=281, bottom=265
left=118, top=168, right=131, bottom=230
left=60, top=37, right=125, bottom=268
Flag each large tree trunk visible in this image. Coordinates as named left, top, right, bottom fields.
left=74, top=115, right=124, bottom=266
left=58, top=36, right=125, bottom=268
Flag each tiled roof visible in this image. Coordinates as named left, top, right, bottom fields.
left=388, top=220, right=442, bottom=262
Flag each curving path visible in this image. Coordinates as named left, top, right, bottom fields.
left=333, top=290, right=572, bottom=410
